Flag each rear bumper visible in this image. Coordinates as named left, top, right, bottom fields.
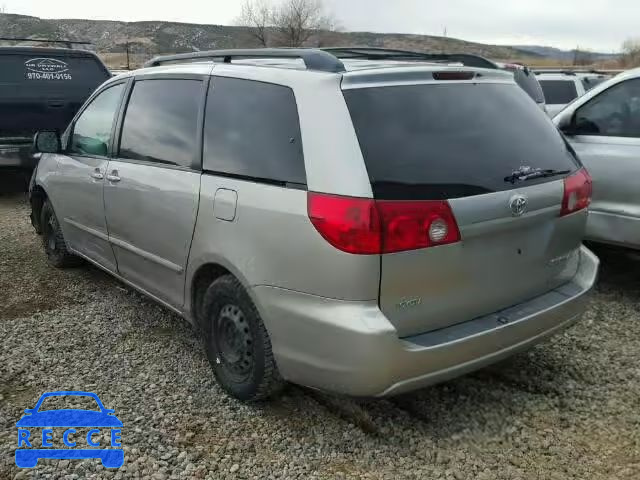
left=254, top=246, right=599, bottom=397
left=586, top=210, right=640, bottom=250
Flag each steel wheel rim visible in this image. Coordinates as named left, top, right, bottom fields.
left=214, top=304, right=254, bottom=380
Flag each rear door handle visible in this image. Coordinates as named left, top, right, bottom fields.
left=106, top=170, right=121, bottom=183
left=90, top=168, right=104, bottom=180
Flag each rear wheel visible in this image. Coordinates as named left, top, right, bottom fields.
left=202, top=275, right=284, bottom=401
left=40, top=200, right=81, bottom=268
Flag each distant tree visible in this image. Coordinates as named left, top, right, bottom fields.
left=272, top=0, right=337, bottom=47
left=621, top=38, right=640, bottom=67
left=572, top=47, right=593, bottom=66
left=236, top=0, right=338, bottom=48
left=237, top=0, right=273, bottom=47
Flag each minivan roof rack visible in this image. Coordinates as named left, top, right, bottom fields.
left=144, top=48, right=347, bottom=73
left=0, top=37, right=93, bottom=49
left=322, top=47, right=499, bottom=69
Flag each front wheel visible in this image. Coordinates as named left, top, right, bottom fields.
left=202, top=275, right=284, bottom=401
left=40, top=200, right=81, bottom=268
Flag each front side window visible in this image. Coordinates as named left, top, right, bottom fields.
left=119, top=79, right=202, bottom=168
left=203, top=77, right=305, bottom=185
left=574, top=79, right=640, bottom=138
left=69, top=83, right=124, bottom=157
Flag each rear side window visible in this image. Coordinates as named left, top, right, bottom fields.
left=119, top=79, right=202, bottom=168
left=539, top=80, right=578, bottom=104
left=343, top=83, right=579, bottom=200
left=581, top=76, right=607, bottom=91
left=203, top=77, right=305, bottom=185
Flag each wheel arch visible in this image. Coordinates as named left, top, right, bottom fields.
left=187, top=256, right=257, bottom=330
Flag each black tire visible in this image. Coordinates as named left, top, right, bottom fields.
left=202, top=275, right=284, bottom=401
left=40, top=200, right=81, bottom=268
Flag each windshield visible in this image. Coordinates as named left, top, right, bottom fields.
left=343, top=83, right=578, bottom=200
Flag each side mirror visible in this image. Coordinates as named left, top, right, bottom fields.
left=33, top=130, right=62, bottom=154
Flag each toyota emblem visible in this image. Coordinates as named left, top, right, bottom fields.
left=510, top=195, right=528, bottom=217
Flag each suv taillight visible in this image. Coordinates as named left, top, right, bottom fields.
left=561, top=168, right=592, bottom=217
left=308, top=193, right=461, bottom=255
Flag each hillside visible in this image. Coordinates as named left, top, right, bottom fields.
left=514, top=45, right=619, bottom=62
left=0, top=13, right=537, bottom=67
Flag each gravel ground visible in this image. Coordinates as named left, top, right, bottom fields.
left=1, top=192, right=639, bottom=480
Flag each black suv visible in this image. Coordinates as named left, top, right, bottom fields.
left=0, top=46, right=110, bottom=179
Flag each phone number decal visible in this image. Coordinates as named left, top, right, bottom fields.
left=26, top=72, right=73, bottom=80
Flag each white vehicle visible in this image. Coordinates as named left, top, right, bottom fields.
left=554, top=68, right=640, bottom=249
left=536, top=71, right=609, bottom=117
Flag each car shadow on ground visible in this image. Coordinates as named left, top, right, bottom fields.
left=588, top=242, right=640, bottom=298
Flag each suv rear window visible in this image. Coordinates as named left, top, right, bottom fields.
left=0, top=53, right=108, bottom=89
left=539, top=80, right=578, bottom=104
left=0, top=52, right=110, bottom=136
left=343, top=83, right=578, bottom=200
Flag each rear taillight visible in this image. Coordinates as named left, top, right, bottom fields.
left=561, top=168, right=592, bottom=217
left=308, top=193, right=461, bottom=255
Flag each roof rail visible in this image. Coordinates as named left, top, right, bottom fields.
left=144, top=48, right=346, bottom=73
left=322, top=47, right=499, bottom=69
left=0, top=37, right=93, bottom=49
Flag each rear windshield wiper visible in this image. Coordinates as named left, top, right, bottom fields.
left=504, top=167, right=571, bottom=184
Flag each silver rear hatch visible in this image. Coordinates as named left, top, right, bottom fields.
left=343, top=70, right=587, bottom=337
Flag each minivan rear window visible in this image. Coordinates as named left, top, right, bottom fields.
left=539, top=80, right=578, bottom=104
left=343, top=83, right=579, bottom=200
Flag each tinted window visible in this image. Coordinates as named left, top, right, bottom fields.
left=204, top=77, right=305, bottom=185
left=119, top=79, right=201, bottom=168
left=0, top=53, right=109, bottom=87
left=512, top=69, right=545, bottom=104
left=581, top=76, right=607, bottom=91
left=343, top=83, right=578, bottom=200
left=539, top=80, right=578, bottom=104
left=575, top=79, right=640, bottom=138
left=69, top=83, right=124, bottom=157
left=0, top=53, right=111, bottom=136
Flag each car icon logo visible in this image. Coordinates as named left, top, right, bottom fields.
left=510, top=194, right=528, bottom=217
left=15, top=391, right=124, bottom=469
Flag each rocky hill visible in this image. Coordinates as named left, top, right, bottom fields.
left=0, top=13, right=537, bottom=67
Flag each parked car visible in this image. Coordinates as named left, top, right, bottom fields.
left=29, top=48, right=598, bottom=401
left=536, top=71, right=610, bottom=117
left=0, top=46, right=110, bottom=179
left=554, top=67, right=640, bottom=250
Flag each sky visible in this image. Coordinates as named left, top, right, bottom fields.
left=1, top=0, right=635, bottom=52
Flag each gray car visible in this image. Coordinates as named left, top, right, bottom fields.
left=29, top=48, right=598, bottom=401
left=554, top=68, right=640, bottom=250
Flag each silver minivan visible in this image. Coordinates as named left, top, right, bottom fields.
left=29, top=48, right=599, bottom=401
left=555, top=68, right=640, bottom=250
